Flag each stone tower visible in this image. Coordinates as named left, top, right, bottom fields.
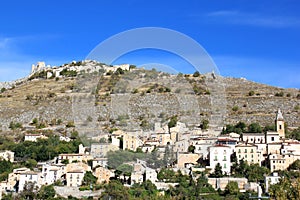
left=275, top=109, right=285, bottom=138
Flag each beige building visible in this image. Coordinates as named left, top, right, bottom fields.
left=276, top=109, right=285, bottom=138
left=177, top=153, right=200, bottom=168
left=0, top=150, right=14, bottom=162
left=66, top=170, right=85, bottom=187
left=58, top=153, right=93, bottom=164
left=153, top=133, right=171, bottom=146
left=123, top=133, right=143, bottom=151
left=269, top=153, right=300, bottom=172
left=235, top=143, right=263, bottom=166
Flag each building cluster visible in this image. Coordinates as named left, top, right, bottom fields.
left=0, top=109, right=299, bottom=196
left=30, top=61, right=131, bottom=79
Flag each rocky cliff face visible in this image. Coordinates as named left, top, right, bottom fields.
left=0, top=62, right=299, bottom=134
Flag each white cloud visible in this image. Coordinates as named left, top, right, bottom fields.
left=205, top=10, right=300, bottom=28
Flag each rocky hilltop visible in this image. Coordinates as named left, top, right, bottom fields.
left=0, top=60, right=299, bottom=135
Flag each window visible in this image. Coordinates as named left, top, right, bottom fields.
left=214, top=156, right=218, bottom=161
left=271, top=137, right=274, bottom=141
left=223, top=156, right=227, bottom=161
left=279, top=125, right=282, bottom=130
left=238, top=149, right=241, bottom=153
left=250, top=149, right=254, bottom=153
left=239, top=155, right=241, bottom=158
left=245, top=149, right=247, bottom=153
left=224, top=163, right=227, bottom=168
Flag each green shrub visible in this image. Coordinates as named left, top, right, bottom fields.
left=248, top=90, right=255, bottom=96
left=232, top=105, right=239, bottom=112
left=193, top=71, right=200, bottom=77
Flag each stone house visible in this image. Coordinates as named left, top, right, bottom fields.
left=94, top=167, right=113, bottom=184
left=90, top=143, right=119, bottom=158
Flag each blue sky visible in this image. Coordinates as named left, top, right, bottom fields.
left=0, top=0, right=299, bottom=88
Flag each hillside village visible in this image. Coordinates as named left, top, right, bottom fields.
left=0, top=61, right=300, bottom=199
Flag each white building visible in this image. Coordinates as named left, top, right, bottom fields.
left=0, top=150, right=14, bottom=162
left=24, top=134, right=48, bottom=142
left=209, top=144, right=231, bottom=175
left=18, top=171, right=42, bottom=192
left=265, top=172, right=281, bottom=193
left=131, top=159, right=157, bottom=185
left=92, top=158, right=108, bottom=169
left=41, top=163, right=65, bottom=185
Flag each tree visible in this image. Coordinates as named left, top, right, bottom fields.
left=168, top=116, right=178, bottom=129
left=286, top=127, right=300, bottom=141
left=248, top=90, right=255, bottom=96
left=116, top=164, right=133, bottom=178
left=288, top=160, right=300, bottom=170
left=157, top=168, right=176, bottom=182
left=224, top=181, right=239, bottom=196
left=82, top=171, right=97, bottom=186
left=195, top=172, right=215, bottom=194
left=18, top=182, right=38, bottom=200
left=129, top=180, right=159, bottom=199
left=246, top=164, right=269, bottom=182
left=25, top=159, right=38, bottom=169
left=188, top=145, right=195, bottom=153
left=37, top=185, right=56, bottom=199
left=101, top=180, right=130, bottom=200
left=0, top=160, right=13, bottom=181
left=200, top=119, right=209, bottom=130
left=269, top=178, right=294, bottom=200
left=193, top=71, right=200, bottom=77
left=211, top=163, right=223, bottom=178
left=247, top=123, right=262, bottom=133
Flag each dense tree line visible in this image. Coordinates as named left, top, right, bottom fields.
left=221, top=121, right=277, bottom=135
